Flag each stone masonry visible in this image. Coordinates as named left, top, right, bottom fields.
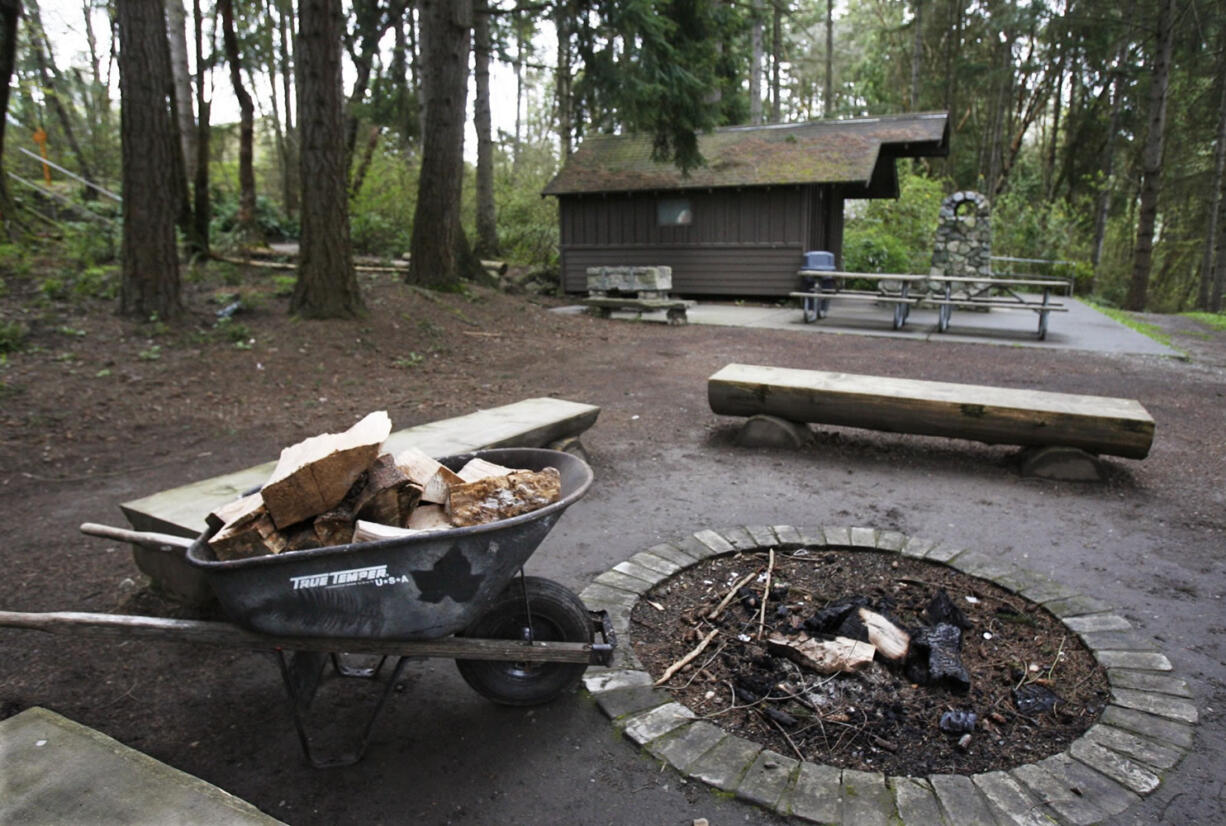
left=582, top=525, right=1197, bottom=825
left=929, top=191, right=992, bottom=299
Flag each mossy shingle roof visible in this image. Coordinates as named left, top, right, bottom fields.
left=543, top=112, right=949, bottom=196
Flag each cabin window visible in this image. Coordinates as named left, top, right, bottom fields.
left=657, top=199, right=693, bottom=226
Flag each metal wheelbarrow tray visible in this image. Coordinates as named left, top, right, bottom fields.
left=0, top=448, right=615, bottom=767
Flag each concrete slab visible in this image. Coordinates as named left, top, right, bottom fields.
left=0, top=707, right=283, bottom=825
left=554, top=297, right=1180, bottom=357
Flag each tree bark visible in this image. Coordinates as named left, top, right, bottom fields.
left=165, top=0, right=195, bottom=183
left=0, top=0, right=18, bottom=234
left=770, top=0, right=782, bottom=122
left=1125, top=0, right=1175, bottom=311
left=277, top=0, right=299, bottom=219
left=292, top=0, right=364, bottom=319
left=555, top=2, right=572, bottom=159
left=909, top=0, right=923, bottom=111
left=1197, top=45, right=1226, bottom=310
left=220, top=0, right=261, bottom=247
left=190, top=0, right=210, bottom=256
left=824, top=0, right=833, bottom=116
left=750, top=0, right=763, bottom=124
left=474, top=8, right=498, bottom=258
left=407, top=0, right=474, bottom=290
left=116, top=0, right=182, bottom=319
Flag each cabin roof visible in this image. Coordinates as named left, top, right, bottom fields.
left=542, top=112, right=949, bottom=198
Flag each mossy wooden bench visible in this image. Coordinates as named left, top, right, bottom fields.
left=117, top=397, right=600, bottom=603
left=708, top=364, right=1154, bottom=468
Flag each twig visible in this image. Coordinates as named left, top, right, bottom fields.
left=1046, top=635, right=1066, bottom=681
left=707, top=571, right=758, bottom=621
left=757, top=548, right=775, bottom=640
left=676, top=641, right=727, bottom=690
left=769, top=715, right=806, bottom=762
left=654, top=628, right=720, bottom=686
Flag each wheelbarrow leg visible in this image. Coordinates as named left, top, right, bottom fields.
left=276, top=650, right=411, bottom=769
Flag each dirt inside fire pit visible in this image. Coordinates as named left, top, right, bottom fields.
left=631, top=547, right=1111, bottom=776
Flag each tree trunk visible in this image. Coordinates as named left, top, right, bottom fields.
left=292, top=0, right=364, bottom=319
left=824, top=0, right=833, bottom=116
left=555, top=2, right=572, bottom=159
left=191, top=0, right=210, bottom=256
left=1197, top=47, right=1226, bottom=310
left=0, top=0, right=19, bottom=235
left=165, top=0, right=195, bottom=183
left=220, top=0, right=261, bottom=247
left=1125, top=0, right=1175, bottom=312
left=28, top=1, right=100, bottom=194
left=407, top=0, right=473, bottom=290
left=909, top=0, right=923, bottom=111
left=750, top=0, right=762, bottom=124
left=513, top=16, right=524, bottom=175
left=116, top=0, right=182, bottom=319
left=770, top=0, right=781, bottom=122
left=473, top=9, right=498, bottom=258
left=277, top=0, right=299, bottom=219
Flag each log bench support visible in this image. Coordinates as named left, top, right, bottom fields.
left=118, top=397, right=601, bottom=604
left=708, top=363, right=1154, bottom=479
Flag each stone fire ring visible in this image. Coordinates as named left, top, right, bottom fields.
left=579, top=526, right=1198, bottom=825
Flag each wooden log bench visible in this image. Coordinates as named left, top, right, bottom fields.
left=117, top=397, right=601, bottom=603
left=708, top=364, right=1154, bottom=473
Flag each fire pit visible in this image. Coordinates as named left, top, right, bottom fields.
left=581, top=525, right=1198, bottom=824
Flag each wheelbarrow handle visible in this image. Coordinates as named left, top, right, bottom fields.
left=79, top=522, right=194, bottom=551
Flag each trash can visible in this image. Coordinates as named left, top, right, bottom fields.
left=800, top=250, right=836, bottom=291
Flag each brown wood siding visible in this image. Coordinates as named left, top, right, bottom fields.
left=558, top=186, right=838, bottom=296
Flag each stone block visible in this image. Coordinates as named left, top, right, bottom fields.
left=736, top=750, right=798, bottom=810
left=644, top=721, right=726, bottom=773
left=621, top=702, right=695, bottom=745
left=1082, top=724, right=1186, bottom=770
left=889, top=776, right=946, bottom=825
left=685, top=735, right=762, bottom=792
left=928, top=773, right=998, bottom=825
left=784, top=762, right=841, bottom=823
left=840, top=769, right=892, bottom=826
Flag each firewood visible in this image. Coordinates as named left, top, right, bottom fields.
left=766, top=632, right=876, bottom=675
left=456, top=457, right=513, bottom=483
left=281, top=523, right=323, bottom=552
left=209, top=511, right=286, bottom=561
left=206, top=491, right=264, bottom=534
left=446, top=468, right=561, bottom=528
left=313, top=509, right=356, bottom=547
left=858, top=607, right=911, bottom=661
left=395, top=447, right=463, bottom=504
left=352, top=454, right=423, bottom=526
left=261, top=411, right=391, bottom=528
left=352, top=520, right=446, bottom=542
left=408, top=503, right=453, bottom=531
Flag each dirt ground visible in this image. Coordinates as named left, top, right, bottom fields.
left=1, top=264, right=1224, bottom=825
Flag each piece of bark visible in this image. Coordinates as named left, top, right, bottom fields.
left=281, top=523, right=323, bottom=552
left=447, top=468, right=561, bottom=528
left=456, top=457, right=513, bottom=483
left=395, top=447, right=463, bottom=504
left=313, top=510, right=355, bottom=547
left=352, top=454, right=423, bottom=526
left=767, top=632, right=876, bottom=675
left=261, top=411, right=391, bottom=529
left=209, top=512, right=286, bottom=561
left=858, top=607, right=911, bottom=661
left=206, top=491, right=264, bottom=534
left=407, top=503, right=453, bottom=531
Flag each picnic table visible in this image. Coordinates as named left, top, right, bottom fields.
left=789, top=271, right=1071, bottom=339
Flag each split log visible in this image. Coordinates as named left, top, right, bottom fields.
left=261, top=411, right=391, bottom=528
left=447, top=468, right=561, bottom=527
left=209, top=510, right=286, bottom=561
left=352, top=454, right=422, bottom=526
left=766, top=632, right=876, bottom=675
left=352, top=520, right=443, bottom=542
left=408, top=504, right=453, bottom=531
left=395, top=447, right=463, bottom=504
left=313, top=509, right=356, bottom=547
left=456, top=457, right=513, bottom=483
left=206, top=491, right=264, bottom=534
left=858, top=607, right=911, bottom=661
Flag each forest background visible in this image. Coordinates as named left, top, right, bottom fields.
left=0, top=0, right=1224, bottom=337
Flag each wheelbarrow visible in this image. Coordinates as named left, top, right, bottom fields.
left=0, top=448, right=614, bottom=767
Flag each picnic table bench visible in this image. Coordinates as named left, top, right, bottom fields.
left=581, top=295, right=695, bottom=325
left=117, top=397, right=601, bottom=603
left=708, top=363, right=1154, bottom=464
left=789, top=270, right=1070, bottom=339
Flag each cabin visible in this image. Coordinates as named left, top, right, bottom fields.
left=542, top=113, right=950, bottom=298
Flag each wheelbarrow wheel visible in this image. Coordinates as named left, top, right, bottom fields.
left=456, top=576, right=592, bottom=706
